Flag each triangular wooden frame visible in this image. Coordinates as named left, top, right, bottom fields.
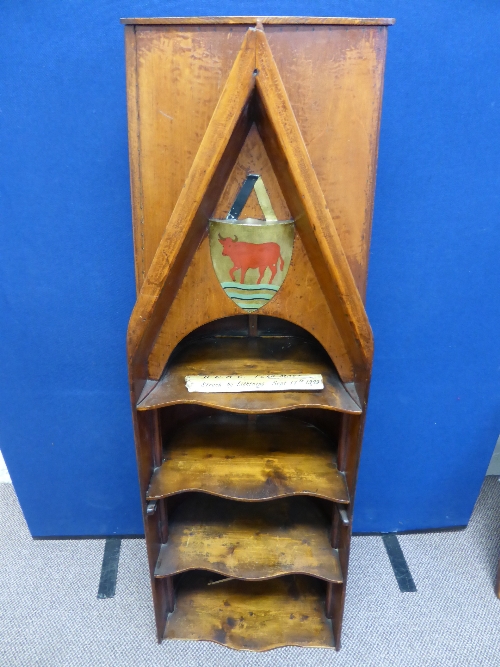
left=127, top=25, right=373, bottom=396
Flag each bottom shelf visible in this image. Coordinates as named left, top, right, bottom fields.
left=165, top=571, right=336, bottom=651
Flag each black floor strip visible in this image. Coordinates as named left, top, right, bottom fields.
left=382, top=534, right=417, bottom=592
left=97, top=538, right=121, bottom=599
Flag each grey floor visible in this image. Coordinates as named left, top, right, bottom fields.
left=1, top=474, right=500, bottom=666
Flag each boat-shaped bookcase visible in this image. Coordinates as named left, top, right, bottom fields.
left=123, top=15, right=393, bottom=651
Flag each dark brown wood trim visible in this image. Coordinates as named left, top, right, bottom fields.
left=121, top=16, right=396, bottom=26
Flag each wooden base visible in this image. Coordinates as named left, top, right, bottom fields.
left=137, top=336, right=361, bottom=414
left=155, top=495, right=342, bottom=582
left=165, top=572, right=336, bottom=650
left=147, top=413, right=349, bottom=502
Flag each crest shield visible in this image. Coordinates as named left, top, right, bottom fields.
left=209, top=218, right=295, bottom=312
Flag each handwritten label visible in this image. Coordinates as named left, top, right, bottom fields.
left=185, top=374, right=324, bottom=393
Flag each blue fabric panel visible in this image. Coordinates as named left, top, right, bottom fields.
left=0, top=1, right=499, bottom=535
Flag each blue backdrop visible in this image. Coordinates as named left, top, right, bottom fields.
left=1, top=1, right=499, bottom=536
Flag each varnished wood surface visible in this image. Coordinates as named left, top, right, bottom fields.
left=127, top=26, right=256, bottom=390
left=147, top=413, right=349, bottom=502
left=147, top=222, right=355, bottom=385
left=265, top=25, right=388, bottom=299
left=122, top=17, right=395, bottom=26
left=132, top=410, right=172, bottom=638
left=127, top=26, right=376, bottom=395
left=126, top=20, right=389, bottom=299
left=212, top=123, right=291, bottom=222
left=165, top=572, right=335, bottom=650
left=137, top=336, right=362, bottom=414
left=253, top=29, right=373, bottom=385
left=124, top=26, right=143, bottom=293
left=155, top=495, right=342, bottom=582
left=129, top=25, right=249, bottom=288
left=124, top=18, right=390, bottom=647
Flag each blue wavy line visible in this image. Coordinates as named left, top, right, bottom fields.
left=225, top=292, right=273, bottom=301
left=221, top=282, right=280, bottom=292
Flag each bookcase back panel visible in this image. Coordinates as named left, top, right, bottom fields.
left=265, top=25, right=387, bottom=296
left=147, top=235, right=353, bottom=382
left=131, top=25, right=249, bottom=286
left=130, top=24, right=387, bottom=296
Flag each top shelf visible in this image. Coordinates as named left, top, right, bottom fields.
left=137, top=335, right=362, bottom=414
left=121, top=17, right=396, bottom=26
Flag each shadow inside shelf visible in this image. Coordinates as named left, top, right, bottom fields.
left=137, top=336, right=361, bottom=414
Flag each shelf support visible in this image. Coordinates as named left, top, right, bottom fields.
left=336, top=505, right=350, bottom=527
left=146, top=500, right=157, bottom=516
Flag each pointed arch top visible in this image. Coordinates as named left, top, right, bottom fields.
left=127, top=25, right=373, bottom=388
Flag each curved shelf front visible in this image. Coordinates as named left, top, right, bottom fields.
left=165, top=572, right=335, bottom=650
left=147, top=413, right=349, bottom=503
left=154, top=495, right=342, bottom=583
left=137, top=335, right=362, bottom=414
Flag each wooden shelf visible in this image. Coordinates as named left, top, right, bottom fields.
left=137, top=336, right=361, bottom=414
left=155, top=495, right=342, bottom=582
left=147, top=413, right=349, bottom=503
left=165, top=571, right=335, bottom=650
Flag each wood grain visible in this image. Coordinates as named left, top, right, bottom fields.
left=122, top=17, right=395, bottom=26
left=131, top=410, right=172, bottom=638
left=124, top=27, right=258, bottom=641
left=212, top=123, right=291, bottom=221
left=165, top=572, right=336, bottom=650
left=254, top=28, right=373, bottom=384
left=330, top=411, right=369, bottom=648
left=155, top=495, right=342, bottom=582
left=265, top=26, right=388, bottom=298
left=131, top=25, right=249, bottom=287
left=147, top=413, right=349, bottom=502
left=147, top=235, right=354, bottom=383
left=124, top=18, right=391, bottom=648
left=127, top=27, right=256, bottom=375
left=137, top=336, right=362, bottom=414
left=261, top=236, right=354, bottom=380
left=145, top=120, right=357, bottom=381
left=124, top=26, right=144, bottom=293
left=128, top=26, right=375, bottom=392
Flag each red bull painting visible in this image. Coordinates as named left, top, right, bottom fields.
left=209, top=218, right=295, bottom=312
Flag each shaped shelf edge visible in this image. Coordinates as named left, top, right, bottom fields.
left=137, top=336, right=362, bottom=415
left=147, top=413, right=350, bottom=503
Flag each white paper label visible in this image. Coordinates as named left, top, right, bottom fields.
left=185, top=374, right=324, bottom=393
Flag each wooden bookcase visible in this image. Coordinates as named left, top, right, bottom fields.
left=122, top=16, right=393, bottom=651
